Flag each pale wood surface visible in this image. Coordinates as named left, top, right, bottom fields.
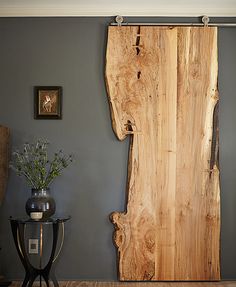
left=105, top=27, right=220, bottom=281
left=0, top=125, right=10, bottom=204
left=10, top=281, right=236, bottom=287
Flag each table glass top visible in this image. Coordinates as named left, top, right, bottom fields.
left=9, top=215, right=71, bottom=224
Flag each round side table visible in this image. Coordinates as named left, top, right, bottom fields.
left=10, top=216, right=70, bottom=287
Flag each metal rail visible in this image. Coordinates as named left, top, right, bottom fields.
left=111, top=23, right=236, bottom=27
left=111, top=15, right=236, bottom=27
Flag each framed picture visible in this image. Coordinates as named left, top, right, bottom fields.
left=34, top=86, right=62, bottom=119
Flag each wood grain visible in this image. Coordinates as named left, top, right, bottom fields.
left=0, top=125, right=10, bottom=205
left=10, top=281, right=236, bottom=287
left=105, top=26, right=220, bottom=281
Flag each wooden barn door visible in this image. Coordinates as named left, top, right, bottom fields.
left=105, top=26, right=220, bottom=281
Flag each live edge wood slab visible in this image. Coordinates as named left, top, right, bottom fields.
left=105, top=27, right=220, bottom=281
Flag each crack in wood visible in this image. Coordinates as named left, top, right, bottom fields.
left=137, top=71, right=141, bottom=79
left=209, top=101, right=219, bottom=177
left=135, top=26, right=141, bottom=55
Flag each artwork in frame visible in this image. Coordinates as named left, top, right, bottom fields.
left=34, top=86, right=62, bottom=119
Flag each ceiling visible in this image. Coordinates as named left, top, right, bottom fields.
left=0, top=0, right=235, bottom=17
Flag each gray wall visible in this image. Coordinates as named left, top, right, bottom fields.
left=0, top=17, right=236, bottom=280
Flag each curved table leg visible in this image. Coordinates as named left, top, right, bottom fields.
left=10, top=219, right=67, bottom=287
left=10, top=221, right=39, bottom=287
left=21, top=274, right=30, bottom=287
left=42, top=222, right=60, bottom=287
left=41, top=275, right=50, bottom=287
left=50, top=270, right=59, bottom=287
left=27, top=275, right=38, bottom=287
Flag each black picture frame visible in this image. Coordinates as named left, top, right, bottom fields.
left=34, top=86, right=62, bottom=119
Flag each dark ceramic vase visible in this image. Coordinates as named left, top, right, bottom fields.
left=25, top=188, right=56, bottom=219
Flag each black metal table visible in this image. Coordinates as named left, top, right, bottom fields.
left=10, top=216, right=70, bottom=287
